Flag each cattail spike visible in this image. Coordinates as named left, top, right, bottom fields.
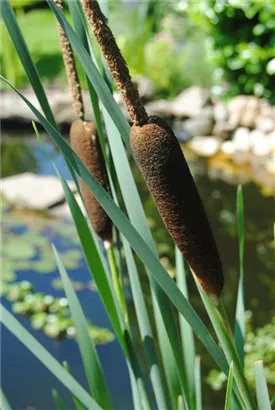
left=54, top=0, right=85, bottom=120
left=70, top=120, right=113, bottom=243
left=131, top=116, right=224, bottom=300
left=81, top=0, right=148, bottom=126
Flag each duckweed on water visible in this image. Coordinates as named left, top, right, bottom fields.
left=4, top=281, right=114, bottom=345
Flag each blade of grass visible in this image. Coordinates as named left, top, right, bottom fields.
left=178, top=396, right=185, bottom=410
left=224, top=362, right=234, bottom=410
left=52, top=390, right=67, bottom=410
left=123, top=238, right=170, bottom=410
left=52, top=245, right=112, bottom=410
left=53, top=163, right=151, bottom=409
left=234, top=185, right=245, bottom=365
left=63, top=362, right=85, bottom=410
left=254, top=360, right=271, bottom=410
left=176, top=248, right=196, bottom=399
left=194, top=357, right=202, bottom=410
left=52, top=164, right=124, bottom=349
left=1, top=77, right=231, bottom=384
left=1, top=0, right=57, bottom=128
left=195, top=279, right=255, bottom=410
left=1, top=305, right=102, bottom=410
left=0, top=388, right=12, bottom=410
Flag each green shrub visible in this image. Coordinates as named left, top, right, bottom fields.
left=112, top=3, right=215, bottom=98
left=188, top=0, right=275, bottom=102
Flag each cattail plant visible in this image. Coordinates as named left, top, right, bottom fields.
left=81, top=0, right=224, bottom=301
left=54, top=0, right=112, bottom=245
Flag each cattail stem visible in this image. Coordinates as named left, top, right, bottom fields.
left=81, top=0, right=148, bottom=126
left=107, top=246, right=128, bottom=323
left=54, top=0, right=85, bottom=120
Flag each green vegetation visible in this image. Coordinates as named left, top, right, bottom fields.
left=1, top=1, right=274, bottom=409
left=3, top=280, right=114, bottom=344
left=207, top=312, right=275, bottom=394
left=188, top=0, right=275, bottom=102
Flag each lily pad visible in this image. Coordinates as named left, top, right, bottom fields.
left=3, top=241, right=36, bottom=260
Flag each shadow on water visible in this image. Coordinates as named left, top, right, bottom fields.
left=1, top=135, right=274, bottom=410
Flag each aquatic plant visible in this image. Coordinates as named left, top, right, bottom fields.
left=3, top=280, right=114, bottom=344
left=1, top=1, right=273, bottom=410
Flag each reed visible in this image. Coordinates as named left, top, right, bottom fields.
left=82, top=0, right=224, bottom=300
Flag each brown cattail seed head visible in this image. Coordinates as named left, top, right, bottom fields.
left=130, top=116, right=224, bottom=301
left=70, top=120, right=112, bottom=243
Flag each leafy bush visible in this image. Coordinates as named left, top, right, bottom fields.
left=188, top=0, right=275, bottom=102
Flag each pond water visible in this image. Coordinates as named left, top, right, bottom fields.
left=1, top=134, right=274, bottom=410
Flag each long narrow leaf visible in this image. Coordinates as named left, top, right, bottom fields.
left=195, top=280, right=255, bottom=410
left=52, top=390, right=67, bottom=410
left=123, top=239, right=170, bottom=410
left=254, top=361, right=271, bottom=410
left=0, top=388, right=12, bottom=410
left=63, top=362, right=85, bottom=410
left=0, top=77, right=230, bottom=381
left=52, top=246, right=112, bottom=410
left=224, top=362, right=234, bottom=410
left=176, top=247, right=195, bottom=398
left=1, top=0, right=57, bottom=128
left=54, top=166, right=124, bottom=349
left=234, top=185, right=245, bottom=365
left=53, top=164, right=151, bottom=409
left=194, top=357, right=202, bottom=410
left=1, top=305, right=102, bottom=410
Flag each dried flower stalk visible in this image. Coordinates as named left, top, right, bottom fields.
left=54, top=0, right=84, bottom=120
left=81, top=0, right=148, bottom=126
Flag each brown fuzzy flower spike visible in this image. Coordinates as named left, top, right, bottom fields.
left=54, top=0, right=84, bottom=120
left=70, top=120, right=113, bottom=244
left=131, top=116, right=224, bottom=301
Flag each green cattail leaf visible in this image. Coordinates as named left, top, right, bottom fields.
left=195, top=357, right=202, bottom=410
left=53, top=165, right=124, bottom=349
left=254, top=361, right=271, bottom=410
left=224, top=362, right=234, bottom=410
left=62, top=362, right=85, bottom=410
left=176, top=247, right=196, bottom=400
left=122, top=238, right=170, bottom=410
left=195, top=279, right=256, bottom=410
left=52, top=162, right=151, bottom=410
left=234, top=185, right=245, bottom=365
left=52, top=390, right=67, bottom=410
left=1, top=0, right=57, bottom=128
left=0, top=388, right=12, bottom=410
left=52, top=245, right=112, bottom=410
left=1, top=305, right=101, bottom=410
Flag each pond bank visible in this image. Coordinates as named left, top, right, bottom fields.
left=2, top=81, right=275, bottom=195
